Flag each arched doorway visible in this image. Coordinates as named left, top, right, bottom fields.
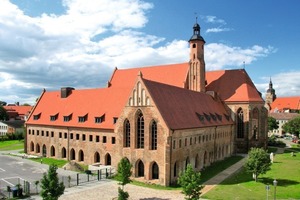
left=151, top=162, right=159, bottom=179
left=79, top=150, right=84, bottom=161
left=70, top=148, right=75, bottom=160
left=61, top=147, right=67, bottom=158
left=36, top=144, right=40, bottom=153
left=50, top=146, right=55, bottom=157
left=105, top=153, right=111, bottom=165
left=136, top=160, right=144, bottom=177
left=30, top=142, right=34, bottom=152
left=42, top=144, right=47, bottom=157
left=94, top=152, right=100, bottom=163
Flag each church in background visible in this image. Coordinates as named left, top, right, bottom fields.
left=265, top=79, right=300, bottom=136
left=25, top=22, right=268, bottom=186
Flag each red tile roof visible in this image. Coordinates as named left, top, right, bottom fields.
left=206, top=69, right=264, bottom=102
left=270, top=96, right=300, bottom=113
left=109, top=63, right=189, bottom=89
left=143, top=79, right=233, bottom=130
left=27, top=63, right=262, bottom=129
left=27, top=87, right=129, bottom=129
left=269, top=112, right=300, bottom=120
left=4, top=106, right=32, bottom=115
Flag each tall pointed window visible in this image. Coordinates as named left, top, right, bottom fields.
left=150, top=120, right=157, bottom=150
left=124, top=119, right=130, bottom=147
left=137, top=111, right=144, bottom=148
left=237, top=108, right=244, bottom=138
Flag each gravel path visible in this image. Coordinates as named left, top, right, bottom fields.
left=59, top=180, right=185, bottom=200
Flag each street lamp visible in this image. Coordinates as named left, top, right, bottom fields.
left=273, top=179, right=278, bottom=200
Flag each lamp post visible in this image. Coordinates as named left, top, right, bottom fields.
left=273, top=179, right=278, bottom=200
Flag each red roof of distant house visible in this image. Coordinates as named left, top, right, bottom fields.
left=143, top=78, right=233, bottom=130
left=4, top=106, right=32, bottom=120
left=270, top=96, right=300, bottom=112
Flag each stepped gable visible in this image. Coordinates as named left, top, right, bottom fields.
left=206, top=69, right=264, bottom=102
left=142, top=78, right=233, bottom=130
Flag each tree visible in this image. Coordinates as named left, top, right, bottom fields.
left=0, top=106, right=8, bottom=121
left=244, top=148, right=272, bottom=182
left=282, top=116, right=300, bottom=137
left=116, top=157, right=132, bottom=200
left=40, top=164, right=65, bottom=200
left=177, top=164, right=203, bottom=200
left=0, top=101, right=7, bottom=106
left=268, top=117, right=279, bottom=131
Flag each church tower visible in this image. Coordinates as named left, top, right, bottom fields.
left=188, top=19, right=206, bottom=92
left=265, top=78, right=276, bottom=104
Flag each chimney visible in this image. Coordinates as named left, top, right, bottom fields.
left=61, top=87, right=75, bottom=98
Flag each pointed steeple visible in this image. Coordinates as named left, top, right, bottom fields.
left=265, top=77, right=276, bottom=105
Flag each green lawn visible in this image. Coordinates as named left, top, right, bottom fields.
left=0, top=140, right=24, bottom=151
left=202, top=147, right=300, bottom=200
left=29, top=157, right=69, bottom=168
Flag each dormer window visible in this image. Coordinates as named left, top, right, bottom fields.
left=50, top=114, right=58, bottom=121
left=63, top=114, right=72, bottom=122
left=78, top=114, right=87, bottom=123
left=33, top=113, right=41, bottom=120
left=95, top=114, right=105, bottom=124
left=113, top=117, right=118, bottom=124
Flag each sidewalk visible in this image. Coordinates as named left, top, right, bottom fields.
left=200, top=155, right=247, bottom=196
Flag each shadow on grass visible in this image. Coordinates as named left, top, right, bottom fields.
left=259, top=177, right=299, bottom=187
left=140, top=198, right=170, bottom=200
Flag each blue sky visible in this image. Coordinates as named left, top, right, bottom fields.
left=0, top=0, right=299, bottom=104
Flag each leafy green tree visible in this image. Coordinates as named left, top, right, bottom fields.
left=282, top=116, right=300, bottom=137
left=40, top=164, right=65, bottom=200
left=0, top=101, right=7, bottom=106
left=177, top=164, right=203, bottom=200
left=0, top=106, right=8, bottom=121
left=116, top=157, right=132, bottom=200
left=268, top=117, right=279, bottom=131
left=244, top=148, right=271, bottom=182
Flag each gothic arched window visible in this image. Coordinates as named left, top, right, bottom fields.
left=150, top=120, right=157, bottom=150
left=237, top=108, right=244, bottom=138
left=124, top=119, right=130, bottom=147
left=137, top=111, right=144, bottom=148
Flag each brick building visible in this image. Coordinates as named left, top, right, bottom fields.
left=25, top=22, right=267, bottom=186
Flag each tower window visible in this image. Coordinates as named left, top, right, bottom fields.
left=192, top=44, right=196, bottom=48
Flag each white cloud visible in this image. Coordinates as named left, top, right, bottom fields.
left=256, top=71, right=300, bottom=97
left=205, top=43, right=275, bottom=70
left=204, top=16, right=226, bottom=25
left=0, top=1, right=280, bottom=105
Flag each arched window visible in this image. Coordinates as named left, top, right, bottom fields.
left=50, top=146, right=55, bottom=157
left=61, top=147, right=67, bottom=158
left=136, top=111, right=144, bottom=148
left=151, top=162, right=159, bottom=179
left=70, top=148, right=75, bottom=160
left=105, top=153, right=111, bottom=165
left=124, top=119, right=130, bottom=147
left=237, top=108, right=244, bottom=138
left=79, top=150, right=84, bottom=161
left=94, top=152, right=100, bottom=163
left=137, top=160, right=144, bottom=177
left=150, top=120, right=157, bottom=150
left=203, top=151, right=207, bottom=166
